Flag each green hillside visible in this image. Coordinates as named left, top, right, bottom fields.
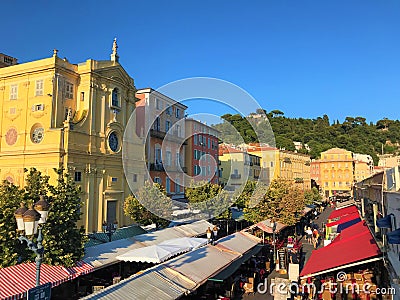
left=212, top=111, right=400, bottom=165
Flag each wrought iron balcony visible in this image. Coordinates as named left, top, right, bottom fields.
left=149, top=163, right=165, bottom=172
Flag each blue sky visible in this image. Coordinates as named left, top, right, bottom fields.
left=2, top=0, right=399, bottom=123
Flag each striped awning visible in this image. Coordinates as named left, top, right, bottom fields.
left=64, top=260, right=94, bottom=278
left=0, top=263, right=71, bottom=300
left=0, top=260, right=94, bottom=300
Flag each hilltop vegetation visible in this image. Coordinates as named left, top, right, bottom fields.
left=213, top=110, right=400, bottom=165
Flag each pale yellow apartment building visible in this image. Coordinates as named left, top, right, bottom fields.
left=219, top=144, right=260, bottom=191
left=245, top=143, right=311, bottom=189
left=318, top=148, right=354, bottom=198
left=0, top=41, right=145, bottom=233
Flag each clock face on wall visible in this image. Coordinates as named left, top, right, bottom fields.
left=32, top=127, right=44, bottom=143
left=108, top=131, right=119, bottom=152
left=5, top=128, right=18, bottom=145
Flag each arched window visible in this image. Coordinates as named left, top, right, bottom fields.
left=112, top=88, right=119, bottom=107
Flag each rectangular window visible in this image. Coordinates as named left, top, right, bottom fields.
left=35, top=80, right=44, bottom=96
left=155, top=148, right=162, bottom=164
left=9, top=107, right=16, bottom=114
left=10, top=84, right=18, bottom=100
left=80, top=92, right=85, bottom=101
left=166, top=151, right=172, bottom=166
left=194, top=134, right=198, bottom=145
left=65, top=82, right=74, bottom=99
left=175, top=178, right=181, bottom=193
left=74, top=171, right=82, bottom=182
left=154, top=117, right=160, bottom=131
left=165, top=120, right=171, bottom=132
left=156, top=98, right=162, bottom=110
left=208, top=138, right=211, bottom=148
left=176, top=152, right=181, bottom=167
left=166, top=178, right=170, bottom=193
left=31, top=104, right=45, bottom=112
left=176, top=108, right=180, bottom=118
left=166, top=106, right=172, bottom=115
left=111, top=177, right=118, bottom=182
left=201, top=166, right=206, bottom=176
left=133, top=174, right=137, bottom=182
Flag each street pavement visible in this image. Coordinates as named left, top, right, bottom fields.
left=240, top=205, right=334, bottom=300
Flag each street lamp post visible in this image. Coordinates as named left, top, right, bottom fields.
left=14, top=196, right=50, bottom=287
left=271, top=219, right=277, bottom=264
left=102, top=220, right=118, bottom=242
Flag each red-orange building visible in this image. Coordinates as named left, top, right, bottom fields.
left=185, top=118, right=219, bottom=185
left=135, top=88, right=187, bottom=199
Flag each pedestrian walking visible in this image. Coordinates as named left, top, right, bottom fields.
left=312, top=228, right=320, bottom=249
left=306, top=227, right=313, bottom=244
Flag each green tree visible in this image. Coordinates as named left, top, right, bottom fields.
left=0, top=181, right=26, bottom=267
left=304, top=187, right=322, bottom=205
left=0, top=168, right=86, bottom=268
left=185, top=181, right=233, bottom=219
left=42, top=168, right=87, bottom=267
left=124, top=181, right=171, bottom=228
left=278, top=186, right=306, bottom=226
left=24, top=168, right=49, bottom=203
left=244, top=178, right=305, bottom=226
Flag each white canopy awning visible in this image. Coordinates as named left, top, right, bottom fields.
left=83, top=220, right=213, bottom=269
left=159, top=237, right=208, bottom=250
left=116, top=244, right=188, bottom=263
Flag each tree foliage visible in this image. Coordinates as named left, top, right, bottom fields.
left=0, top=168, right=87, bottom=268
left=304, top=187, right=322, bottom=205
left=244, top=178, right=306, bottom=226
left=185, top=181, right=233, bottom=219
left=43, top=168, right=87, bottom=267
left=124, top=181, right=171, bottom=228
left=213, top=112, right=400, bottom=164
left=0, top=181, right=26, bottom=267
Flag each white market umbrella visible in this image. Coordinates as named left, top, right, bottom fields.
left=116, top=244, right=187, bottom=263
left=159, top=237, right=208, bottom=250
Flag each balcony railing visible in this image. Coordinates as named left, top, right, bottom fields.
left=150, top=129, right=166, bottom=140
left=149, top=129, right=187, bottom=145
left=231, top=174, right=242, bottom=179
left=149, top=163, right=165, bottom=172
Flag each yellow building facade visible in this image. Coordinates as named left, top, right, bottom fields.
left=0, top=43, right=144, bottom=233
left=246, top=144, right=311, bottom=189
left=318, top=148, right=354, bottom=198
left=219, top=144, right=261, bottom=191
left=277, top=150, right=311, bottom=190
left=246, top=145, right=279, bottom=186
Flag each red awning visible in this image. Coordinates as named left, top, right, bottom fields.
left=0, top=261, right=93, bottom=300
left=300, top=221, right=381, bottom=278
left=0, top=263, right=71, bottom=299
left=65, top=260, right=94, bottom=278
left=328, top=205, right=359, bottom=220
left=326, top=211, right=360, bottom=227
